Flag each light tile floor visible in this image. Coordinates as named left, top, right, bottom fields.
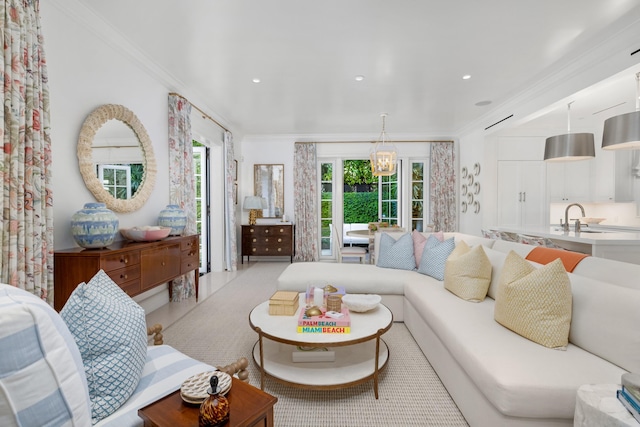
left=145, top=261, right=252, bottom=329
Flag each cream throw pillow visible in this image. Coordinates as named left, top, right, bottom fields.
left=444, top=241, right=492, bottom=302
left=494, top=251, right=572, bottom=350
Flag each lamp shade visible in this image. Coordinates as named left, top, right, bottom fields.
left=243, top=196, right=265, bottom=210
left=544, top=133, right=595, bottom=162
left=601, top=110, right=640, bottom=150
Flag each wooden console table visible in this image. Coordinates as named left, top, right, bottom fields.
left=53, top=235, right=199, bottom=311
left=241, top=224, right=293, bottom=263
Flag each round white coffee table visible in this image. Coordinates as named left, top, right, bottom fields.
left=249, top=294, right=393, bottom=399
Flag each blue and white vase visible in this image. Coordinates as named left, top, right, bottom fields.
left=158, top=204, right=187, bottom=236
left=70, top=203, right=119, bottom=249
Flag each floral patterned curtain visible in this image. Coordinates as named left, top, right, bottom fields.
left=293, top=142, right=318, bottom=261
left=168, top=94, right=196, bottom=300
left=223, top=131, right=237, bottom=271
left=0, top=0, right=53, bottom=302
left=430, top=142, right=456, bottom=232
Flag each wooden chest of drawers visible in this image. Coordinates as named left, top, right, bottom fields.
left=241, top=225, right=293, bottom=263
left=53, top=235, right=199, bottom=311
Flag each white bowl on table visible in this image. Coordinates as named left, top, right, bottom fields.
left=342, top=294, right=382, bottom=312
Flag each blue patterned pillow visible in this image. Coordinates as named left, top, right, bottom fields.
left=376, top=232, right=416, bottom=271
left=61, top=270, right=147, bottom=424
left=0, top=284, right=92, bottom=427
left=417, top=236, right=456, bottom=280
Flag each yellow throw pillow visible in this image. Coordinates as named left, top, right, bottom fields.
left=494, top=251, right=572, bottom=349
left=444, top=242, right=492, bottom=302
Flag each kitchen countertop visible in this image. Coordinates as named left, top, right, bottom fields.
left=494, top=226, right=640, bottom=246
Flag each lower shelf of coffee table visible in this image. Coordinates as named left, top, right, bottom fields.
left=252, top=338, right=388, bottom=389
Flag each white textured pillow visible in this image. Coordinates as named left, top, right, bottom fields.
left=444, top=242, right=492, bottom=302
left=0, top=284, right=91, bottom=427
left=376, top=232, right=416, bottom=271
left=494, top=251, right=572, bottom=349
left=61, top=270, right=147, bottom=424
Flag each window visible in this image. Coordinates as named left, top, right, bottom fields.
left=379, top=164, right=400, bottom=226
left=410, top=161, right=427, bottom=231
left=193, top=144, right=208, bottom=273
left=320, top=162, right=334, bottom=257
left=98, top=164, right=132, bottom=199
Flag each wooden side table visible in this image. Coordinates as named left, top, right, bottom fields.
left=138, top=377, right=277, bottom=427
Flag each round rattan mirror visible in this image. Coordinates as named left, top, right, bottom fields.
left=77, top=104, right=157, bottom=213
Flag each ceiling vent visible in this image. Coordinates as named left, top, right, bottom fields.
left=485, top=114, right=513, bottom=130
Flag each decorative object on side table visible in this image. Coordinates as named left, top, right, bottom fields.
left=243, top=196, right=266, bottom=225
left=70, top=202, right=119, bottom=248
left=199, top=375, right=230, bottom=427
left=157, top=204, right=187, bottom=235
left=181, top=371, right=232, bottom=405
left=268, top=290, right=299, bottom=316
left=119, top=226, right=171, bottom=242
left=342, top=293, right=382, bottom=312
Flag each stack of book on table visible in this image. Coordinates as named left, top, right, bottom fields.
left=297, top=306, right=351, bottom=334
left=617, top=372, right=640, bottom=422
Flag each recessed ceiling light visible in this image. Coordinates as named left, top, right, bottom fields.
left=462, top=75, right=471, bottom=80
left=355, top=75, right=365, bottom=81
left=475, top=100, right=492, bottom=106
left=252, top=78, right=261, bottom=83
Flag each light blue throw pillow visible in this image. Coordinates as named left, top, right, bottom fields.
left=376, top=232, right=416, bottom=271
left=61, top=270, right=147, bottom=424
left=0, top=284, right=92, bottom=427
left=418, top=236, right=456, bottom=280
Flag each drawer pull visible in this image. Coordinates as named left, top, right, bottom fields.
left=252, top=248, right=257, bottom=252
left=121, top=274, right=128, bottom=279
left=249, top=228, right=255, bottom=233
left=277, top=248, right=281, bottom=252
left=121, top=257, right=128, bottom=264
left=265, top=238, right=269, bottom=242
left=265, top=248, right=269, bottom=252
left=252, top=238, right=257, bottom=243
left=265, top=229, right=270, bottom=234
left=277, top=238, right=282, bottom=242
left=162, top=262, right=166, bottom=266
left=280, top=228, right=284, bottom=232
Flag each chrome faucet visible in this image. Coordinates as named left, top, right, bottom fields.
left=563, top=203, right=585, bottom=232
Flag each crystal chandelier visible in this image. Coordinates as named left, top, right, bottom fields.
left=370, top=113, right=398, bottom=176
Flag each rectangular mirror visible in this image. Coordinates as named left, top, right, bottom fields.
left=254, top=164, right=284, bottom=218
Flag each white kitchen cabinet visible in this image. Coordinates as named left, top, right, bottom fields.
left=497, top=160, right=547, bottom=228
left=593, top=150, right=616, bottom=202
left=546, top=160, right=592, bottom=203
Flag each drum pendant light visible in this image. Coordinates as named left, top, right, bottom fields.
left=602, top=72, right=640, bottom=150
left=544, top=102, right=595, bottom=162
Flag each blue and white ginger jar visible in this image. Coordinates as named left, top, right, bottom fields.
left=71, top=203, right=119, bottom=248
left=158, top=204, right=187, bottom=236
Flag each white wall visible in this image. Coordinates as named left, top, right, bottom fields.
left=43, top=3, right=172, bottom=250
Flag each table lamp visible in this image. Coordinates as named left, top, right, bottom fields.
left=244, top=196, right=266, bottom=225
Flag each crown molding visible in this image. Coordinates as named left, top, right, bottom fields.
left=47, top=0, right=235, bottom=134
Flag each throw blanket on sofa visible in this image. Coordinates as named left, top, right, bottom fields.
left=525, top=247, right=589, bottom=272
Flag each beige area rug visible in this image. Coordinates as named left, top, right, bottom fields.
left=162, top=262, right=468, bottom=426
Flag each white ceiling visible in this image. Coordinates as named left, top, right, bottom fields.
left=79, top=0, right=640, bottom=137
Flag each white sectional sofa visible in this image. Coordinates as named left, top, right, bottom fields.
left=277, top=232, right=640, bottom=427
